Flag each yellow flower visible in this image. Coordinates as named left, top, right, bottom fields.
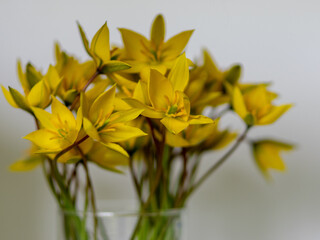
left=81, top=85, right=147, bottom=156
left=23, top=97, right=82, bottom=153
left=124, top=54, right=213, bottom=134
left=252, top=140, right=294, bottom=177
left=78, top=22, right=131, bottom=72
left=2, top=63, right=62, bottom=111
left=88, top=142, right=129, bottom=173
left=232, top=85, right=292, bottom=126
left=119, top=14, right=194, bottom=77
left=165, top=119, right=235, bottom=150
left=186, top=50, right=242, bottom=112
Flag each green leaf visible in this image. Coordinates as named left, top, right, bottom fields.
left=26, top=63, right=42, bottom=89
left=100, top=61, right=131, bottom=73
left=8, top=87, right=32, bottom=113
left=225, top=64, right=241, bottom=85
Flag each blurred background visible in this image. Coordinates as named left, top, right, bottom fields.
left=0, top=0, right=319, bottom=239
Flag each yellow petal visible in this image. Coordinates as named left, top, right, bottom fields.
left=119, top=28, right=149, bottom=61
left=100, top=124, right=147, bottom=143
left=211, top=131, right=237, bottom=150
left=51, top=97, right=76, bottom=129
left=188, top=115, right=214, bottom=125
left=160, top=116, right=189, bottom=134
left=114, top=96, right=132, bottom=111
left=123, top=98, right=165, bottom=118
left=83, top=117, right=101, bottom=141
left=254, top=144, right=285, bottom=171
left=31, top=107, right=55, bottom=130
left=203, top=49, right=220, bottom=78
left=100, top=142, right=129, bottom=157
left=43, top=65, right=62, bottom=94
left=76, top=104, right=83, bottom=131
left=149, top=69, right=174, bottom=110
left=151, top=14, right=165, bottom=48
left=10, top=155, right=44, bottom=172
left=90, top=22, right=110, bottom=65
left=109, top=109, right=144, bottom=124
left=17, top=60, right=29, bottom=95
left=85, top=80, right=110, bottom=105
left=1, top=85, right=18, bottom=108
left=162, top=30, right=194, bottom=61
left=27, top=80, right=50, bottom=108
left=23, top=129, right=62, bottom=151
left=89, top=143, right=128, bottom=172
left=168, top=53, right=189, bottom=92
left=133, top=80, right=149, bottom=104
left=243, top=85, right=270, bottom=111
left=257, top=104, right=292, bottom=125
left=108, top=72, right=137, bottom=90
left=166, top=131, right=190, bottom=147
left=232, top=87, right=248, bottom=119
left=89, top=85, right=116, bottom=124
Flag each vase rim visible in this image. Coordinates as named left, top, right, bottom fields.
left=61, top=207, right=185, bottom=218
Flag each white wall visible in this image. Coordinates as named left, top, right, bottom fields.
left=0, top=0, right=319, bottom=239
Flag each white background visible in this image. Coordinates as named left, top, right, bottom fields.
left=0, top=0, right=319, bottom=239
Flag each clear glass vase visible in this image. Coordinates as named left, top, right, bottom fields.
left=58, top=202, right=187, bottom=240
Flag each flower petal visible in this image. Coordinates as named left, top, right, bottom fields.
left=160, top=116, right=189, bottom=134
left=83, top=117, right=101, bottom=141
left=100, top=142, right=129, bottom=157
left=31, top=107, right=55, bottom=130
left=89, top=85, right=116, bottom=123
left=100, top=124, right=147, bottom=143
left=109, top=108, right=144, bottom=124
left=257, top=104, right=292, bottom=125
left=149, top=69, right=174, bottom=110
left=232, top=87, right=248, bottom=119
left=90, top=22, right=110, bottom=65
left=188, top=115, right=214, bottom=125
left=23, top=129, right=62, bottom=151
left=123, top=98, right=165, bottom=118
left=168, top=53, right=189, bottom=92
left=119, top=28, right=149, bottom=61
left=52, top=97, right=76, bottom=129
left=151, top=14, right=165, bottom=48
left=1, top=85, right=18, bottom=108
left=162, top=30, right=194, bottom=61
left=166, top=131, right=190, bottom=147
left=27, top=80, right=50, bottom=108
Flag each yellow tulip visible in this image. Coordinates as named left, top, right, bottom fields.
left=81, top=85, right=147, bottom=157
left=165, top=119, right=235, bottom=150
left=118, top=14, right=194, bottom=76
left=77, top=22, right=131, bottom=72
left=232, top=85, right=292, bottom=126
left=124, top=54, right=213, bottom=134
left=23, top=97, right=82, bottom=153
left=252, top=140, right=294, bottom=177
left=2, top=63, right=62, bottom=111
left=88, top=142, right=129, bottom=173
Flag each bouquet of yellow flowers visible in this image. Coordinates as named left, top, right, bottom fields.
left=2, top=14, right=293, bottom=240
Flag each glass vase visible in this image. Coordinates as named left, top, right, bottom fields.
left=58, top=204, right=187, bottom=240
